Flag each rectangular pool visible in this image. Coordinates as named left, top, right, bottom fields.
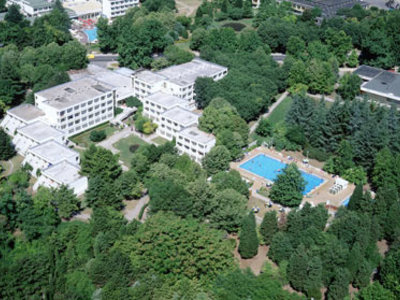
left=240, top=154, right=324, bottom=195
left=84, top=27, right=98, bottom=42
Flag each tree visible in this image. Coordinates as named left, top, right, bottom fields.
left=194, top=77, right=217, bottom=109
left=327, top=268, right=351, bottom=300
left=202, top=145, right=231, bottom=176
left=255, top=118, right=272, bottom=137
left=0, top=129, right=16, bottom=160
left=85, top=176, right=123, bottom=209
left=337, top=73, right=362, bottom=100
left=259, top=211, right=278, bottom=245
left=347, top=50, right=359, bottom=67
left=4, top=4, right=25, bottom=25
left=357, top=282, right=395, bottom=300
left=269, top=163, right=305, bottom=207
left=209, top=189, right=247, bottom=232
left=51, top=185, right=80, bottom=219
left=268, top=232, right=293, bottom=263
left=164, top=45, right=194, bottom=65
left=211, top=170, right=249, bottom=197
left=380, top=249, right=400, bottom=298
left=287, top=244, right=309, bottom=291
left=116, top=212, right=235, bottom=280
left=372, top=148, right=396, bottom=189
left=80, top=145, right=122, bottom=180
left=89, top=130, right=106, bottom=142
left=347, top=184, right=363, bottom=211
left=238, top=213, right=259, bottom=259
left=286, top=36, right=306, bottom=58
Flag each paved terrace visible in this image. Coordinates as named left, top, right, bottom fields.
left=231, top=147, right=355, bottom=210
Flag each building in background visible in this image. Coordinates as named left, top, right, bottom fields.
left=360, top=70, right=400, bottom=106
left=6, top=0, right=54, bottom=17
left=1, top=104, right=45, bottom=137
left=157, top=107, right=200, bottom=141
left=101, top=0, right=139, bottom=19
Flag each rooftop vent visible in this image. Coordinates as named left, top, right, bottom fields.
left=64, top=87, right=75, bottom=94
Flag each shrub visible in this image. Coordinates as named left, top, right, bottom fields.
left=222, top=22, right=245, bottom=31
left=90, top=130, right=107, bottom=142
left=129, top=144, right=140, bottom=153
left=114, top=107, right=123, bottom=116
left=126, top=97, right=142, bottom=108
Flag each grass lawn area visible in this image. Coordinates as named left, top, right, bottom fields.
left=0, top=155, right=24, bottom=178
left=152, top=136, right=168, bottom=145
left=70, top=122, right=118, bottom=148
left=175, top=40, right=191, bottom=51
left=267, top=97, right=293, bottom=126
left=113, top=135, right=148, bottom=166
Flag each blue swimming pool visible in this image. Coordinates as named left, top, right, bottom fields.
left=84, top=27, right=98, bottom=42
left=240, top=154, right=324, bottom=195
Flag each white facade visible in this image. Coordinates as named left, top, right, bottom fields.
left=132, top=58, right=228, bottom=108
left=23, top=140, right=80, bottom=176
left=13, top=120, right=66, bottom=155
left=33, top=161, right=88, bottom=196
left=176, top=127, right=216, bottom=163
left=157, top=107, right=200, bottom=141
left=142, top=92, right=193, bottom=122
left=0, top=104, right=45, bottom=136
left=102, top=0, right=139, bottom=19
left=7, top=0, right=53, bottom=17
left=35, top=77, right=116, bottom=137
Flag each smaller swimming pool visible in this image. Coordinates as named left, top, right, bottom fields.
left=342, top=197, right=350, bottom=207
left=84, top=27, right=98, bottom=43
left=240, top=154, right=325, bottom=195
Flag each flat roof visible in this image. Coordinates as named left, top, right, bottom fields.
left=8, top=104, right=45, bottom=122
left=285, top=0, right=366, bottom=17
left=134, top=70, right=166, bottom=85
left=157, top=58, right=227, bottom=86
left=361, top=71, right=400, bottom=100
left=36, top=77, right=115, bottom=110
left=178, top=126, right=215, bottom=144
left=63, top=0, right=101, bottom=16
left=42, top=160, right=83, bottom=184
left=353, top=65, right=383, bottom=80
left=162, top=107, right=199, bottom=126
left=145, top=92, right=188, bottom=109
left=26, top=0, right=54, bottom=9
left=28, top=140, right=78, bottom=163
left=17, top=120, right=64, bottom=142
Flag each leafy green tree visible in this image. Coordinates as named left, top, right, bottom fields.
left=347, top=50, right=359, bottom=67
left=116, top=212, right=235, bottom=280
left=209, top=188, right=247, bottom=232
left=372, top=148, right=396, bottom=189
left=216, top=129, right=244, bottom=159
left=4, top=4, right=25, bottom=25
left=85, top=176, right=123, bottom=209
left=187, top=178, right=215, bottom=220
left=51, top=185, right=80, bottom=219
left=0, top=129, right=16, bottom=160
left=287, top=244, right=309, bottom=291
left=347, top=184, right=363, bottom=211
left=255, top=118, right=272, bottom=137
left=202, top=145, right=231, bottom=176
left=194, top=77, right=217, bottom=109
left=89, top=130, right=106, bottom=142
left=238, top=213, right=259, bottom=259
left=357, top=282, right=395, bottom=300
left=325, top=29, right=352, bottom=65
left=380, top=249, right=400, bottom=298
left=304, top=256, right=323, bottom=299
left=80, top=145, right=122, bottom=180
left=164, top=45, right=194, bottom=65
left=211, top=170, right=249, bottom=197
left=327, top=268, right=351, bottom=300
left=64, top=271, right=96, bottom=300
left=337, top=73, right=362, bottom=100
left=259, top=210, right=278, bottom=245
left=286, top=36, right=306, bottom=58
left=268, top=232, right=293, bottom=263
left=142, top=0, right=175, bottom=11
left=269, top=163, right=305, bottom=207
left=116, top=170, right=142, bottom=200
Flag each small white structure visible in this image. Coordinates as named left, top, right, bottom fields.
left=176, top=127, right=216, bottom=163
left=33, top=161, right=88, bottom=196
left=102, top=0, right=139, bottom=19
left=157, top=107, right=200, bottom=141
left=12, top=120, right=66, bottom=155
left=329, top=178, right=349, bottom=194
left=132, top=58, right=228, bottom=107
left=23, top=140, right=80, bottom=176
left=0, top=104, right=45, bottom=136
left=143, top=92, right=193, bottom=122
left=35, top=77, right=116, bottom=137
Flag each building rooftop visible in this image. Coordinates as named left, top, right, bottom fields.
left=361, top=71, right=400, bottom=100
left=353, top=65, right=383, bottom=81
left=178, top=127, right=215, bottom=144
left=134, top=70, right=166, bottom=85
left=36, top=77, right=115, bottom=110
left=115, top=67, right=136, bottom=77
left=157, top=58, right=228, bottom=86
left=42, top=160, right=83, bottom=184
left=145, top=92, right=188, bottom=109
left=63, top=0, right=101, bottom=17
left=26, top=0, right=54, bottom=9
left=17, top=121, right=64, bottom=143
left=28, top=140, right=78, bottom=164
left=8, top=104, right=45, bottom=122
left=284, top=0, right=366, bottom=17
left=162, top=107, right=200, bottom=126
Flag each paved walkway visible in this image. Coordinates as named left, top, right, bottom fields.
left=123, top=195, right=150, bottom=221
left=250, top=91, right=289, bottom=133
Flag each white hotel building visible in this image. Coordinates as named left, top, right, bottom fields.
left=1, top=104, right=45, bottom=137
left=35, top=77, right=116, bottom=137
left=176, top=127, right=216, bottom=163
left=132, top=58, right=228, bottom=108
left=157, top=107, right=200, bottom=141
left=102, top=0, right=139, bottom=19
left=13, top=120, right=66, bottom=156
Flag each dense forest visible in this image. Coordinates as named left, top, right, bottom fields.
left=1, top=0, right=400, bottom=299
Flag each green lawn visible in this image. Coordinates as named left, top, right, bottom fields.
left=267, top=97, right=293, bottom=126
left=70, top=122, right=117, bottom=148
left=113, top=135, right=148, bottom=166
left=0, top=155, right=24, bottom=178
left=152, top=136, right=169, bottom=145
left=175, top=40, right=191, bottom=51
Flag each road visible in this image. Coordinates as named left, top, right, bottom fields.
left=250, top=91, right=289, bottom=133
left=90, top=54, right=119, bottom=62
left=123, top=195, right=150, bottom=221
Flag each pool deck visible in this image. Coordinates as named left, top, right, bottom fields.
left=231, top=147, right=355, bottom=211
